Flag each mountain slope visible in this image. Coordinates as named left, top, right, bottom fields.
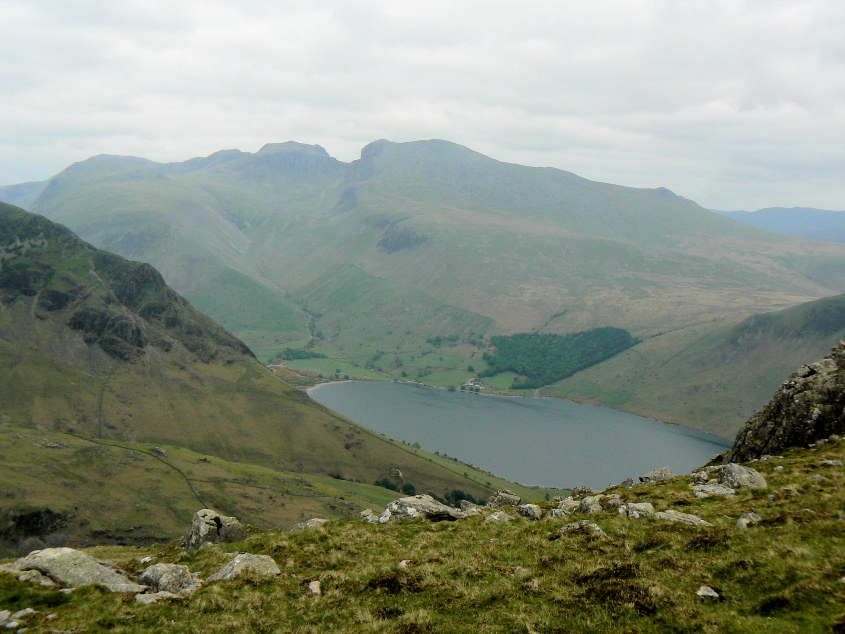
left=717, top=207, right=845, bottom=243
left=0, top=202, right=528, bottom=545
left=547, top=293, right=845, bottom=438
left=4, top=140, right=845, bottom=433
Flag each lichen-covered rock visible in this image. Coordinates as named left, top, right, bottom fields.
left=486, top=490, right=521, bottom=508
left=460, top=500, right=484, bottom=516
left=7, top=548, right=144, bottom=592
left=639, top=466, right=675, bottom=483
left=516, top=504, right=543, bottom=520
left=135, top=591, right=178, bottom=605
left=139, top=563, right=199, bottom=594
left=207, top=553, right=280, bottom=582
left=556, top=498, right=581, bottom=514
left=727, top=343, right=845, bottom=462
left=618, top=502, right=655, bottom=519
left=653, top=510, right=712, bottom=527
left=693, top=483, right=736, bottom=498
left=571, top=486, right=595, bottom=497
left=719, top=464, right=767, bottom=489
left=378, top=495, right=461, bottom=523
left=185, top=509, right=246, bottom=552
left=577, top=495, right=604, bottom=514
left=0, top=565, right=56, bottom=587
left=484, top=510, right=512, bottom=523
left=559, top=520, right=606, bottom=537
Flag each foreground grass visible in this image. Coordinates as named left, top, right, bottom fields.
left=3, top=440, right=843, bottom=632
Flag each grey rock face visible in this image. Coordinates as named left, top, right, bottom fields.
left=7, top=548, right=144, bottom=593
left=378, top=495, right=461, bottom=523
left=185, top=509, right=247, bottom=552
left=559, top=520, right=606, bottom=537
left=546, top=508, right=571, bottom=519
left=571, top=486, right=594, bottom=497
left=653, top=510, right=713, bottom=526
left=693, top=483, right=736, bottom=498
left=727, top=343, right=845, bottom=462
left=821, top=459, right=844, bottom=467
left=486, top=489, right=521, bottom=508
left=139, top=563, right=198, bottom=594
left=719, top=464, right=767, bottom=489
left=207, top=553, right=281, bottom=582
left=639, top=466, right=675, bottom=483
left=516, top=504, right=543, bottom=520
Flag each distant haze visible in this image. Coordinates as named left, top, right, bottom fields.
left=1, top=1, right=844, bottom=210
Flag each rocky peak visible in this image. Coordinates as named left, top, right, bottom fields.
left=727, top=342, right=845, bottom=462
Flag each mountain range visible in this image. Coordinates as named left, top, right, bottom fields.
left=716, top=207, right=845, bottom=243
left=2, top=140, right=844, bottom=437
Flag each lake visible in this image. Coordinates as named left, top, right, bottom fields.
left=309, top=381, right=731, bottom=490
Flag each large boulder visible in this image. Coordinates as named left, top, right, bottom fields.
left=4, top=548, right=144, bottom=592
left=207, top=553, right=281, bottom=582
left=653, top=510, right=712, bottom=527
left=719, top=464, right=767, bottom=489
left=516, top=504, right=543, bottom=520
left=138, top=563, right=199, bottom=594
left=727, top=343, right=845, bottom=462
left=378, top=495, right=461, bottom=523
left=185, top=509, right=247, bottom=552
left=486, top=490, right=521, bottom=508
left=639, top=466, right=675, bottom=483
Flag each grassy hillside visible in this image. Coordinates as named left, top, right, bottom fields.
left=0, top=203, right=552, bottom=548
left=3, top=437, right=842, bottom=632
left=5, top=140, right=845, bottom=435
left=546, top=293, right=845, bottom=438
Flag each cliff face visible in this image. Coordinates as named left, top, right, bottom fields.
left=727, top=342, right=845, bottom=462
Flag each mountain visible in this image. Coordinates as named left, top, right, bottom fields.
left=547, top=293, right=845, bottom=438
left=0, top=202, right=545, bottom=550
left=3, top=140, right=845, bottom=435
left=716, top=207, right=845, bottom=243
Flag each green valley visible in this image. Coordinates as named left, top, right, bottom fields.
left=2, top=140, right=845, bottom=437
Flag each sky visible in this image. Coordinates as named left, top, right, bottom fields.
left=1, top=0, right=843, bottom=211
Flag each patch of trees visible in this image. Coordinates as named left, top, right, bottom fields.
left=426, top=334, right=460, bottom=347
left=377, top=225, right=428, bottom=254
left=480, top=327, right=640, bottom=389
left=280, top=348, right=326, bottom=360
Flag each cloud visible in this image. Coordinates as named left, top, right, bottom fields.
left=0, top=0, right=843, bottom=210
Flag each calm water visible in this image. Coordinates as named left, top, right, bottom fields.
left=310, top=381, right=730, bottom=490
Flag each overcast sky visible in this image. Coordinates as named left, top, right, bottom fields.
left=1, top=0, right=843, bottom=210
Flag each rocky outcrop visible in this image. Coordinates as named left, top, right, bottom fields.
left=727, top=342, right=845, bottom=462
left=0, top=547, right=144, bottom=592
left=185, top=509, right=246, bottom=552
left=486, top=490, right=521, bottom=508
left=378, top=495, right=461, bottom=523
